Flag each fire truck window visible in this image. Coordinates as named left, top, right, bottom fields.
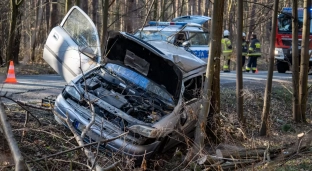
left=278, top=17, right=304, bottom=32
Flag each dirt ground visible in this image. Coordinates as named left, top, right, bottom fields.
left=0, top=80, right=311, bottom=170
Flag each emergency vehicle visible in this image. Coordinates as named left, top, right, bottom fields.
left=133, top=16, right=210, bottom=62
left=274, top=7, right=312, bottom=73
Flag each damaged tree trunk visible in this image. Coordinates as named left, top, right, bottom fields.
left=186, top=0, right=225, bottom=161
left=0, top=102, right=27, bottom=170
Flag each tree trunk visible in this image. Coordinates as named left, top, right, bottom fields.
left=236, top=0, right=244, bottom=122
left=49, top=0, right=58, bottom=31
left=101, top=0, right=109, bottom=56
left=259, top=0, right=279, bottom=136
left=6, top=0, right=23, bottom=63
left=92, top=0, right=98, bottom=25
left=291, top=0, right=301, bottom=122
left=247, top=0, right=256, bottom=40
left=80, top=0, right=88, bottom=14
left=187, top=0, right=225, bottom=160
left=65, top=0, right=72, bottom=13
left=31, top=0, right=44, bottom=62
left=125, top=0, right=135, bottom=32
left=299, top=0, right=311, bottom=122
left=13, top=10, right=22, bottom=64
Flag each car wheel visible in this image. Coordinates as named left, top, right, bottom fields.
left=277, top=62, right=289, bottom=73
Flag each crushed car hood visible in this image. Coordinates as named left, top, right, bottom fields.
left=105, top=31, right=183, bottom=103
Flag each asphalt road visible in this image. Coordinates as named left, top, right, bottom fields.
left=0, top=71, right=311, bottom=103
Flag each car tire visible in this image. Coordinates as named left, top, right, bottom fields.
left=277, top=62, right=289, bottom=73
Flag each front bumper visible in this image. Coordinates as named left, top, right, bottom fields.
left=53, top=94, right=161, bottom=163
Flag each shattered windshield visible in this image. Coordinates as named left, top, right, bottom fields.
left=103, top=63, right=174, bottom=104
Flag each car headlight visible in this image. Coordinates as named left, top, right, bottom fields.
left=128, top=125, right=161, bottom=138
left=274, top=48, right=284, bottom=56
left=65, top=85, right=82, bottom=101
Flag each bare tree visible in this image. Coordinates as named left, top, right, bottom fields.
left=236, top=0, right=244, bottom=122
left=31, top=0, right=44, bottom=62
left=49, top=0, right=58, bottom=32
left=186, top=0, right=225, bottom=160
left=101, top=0, right=109, bottom=56
left=259, top=0, right=279, bottom=136
left=299, top=0, right=311, bottom=122
left=125, top=0, right=136, bottom=33
left=6, top=0, right=24, bottom=63
left=291, top=0, right=301, bottom=122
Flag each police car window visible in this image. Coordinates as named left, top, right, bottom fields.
left=188, top=32, right=209, bottom=46
left=133, top=31, right=173, bottom=41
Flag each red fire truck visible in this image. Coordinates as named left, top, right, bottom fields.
left=274, top=7, right=312, bottom=73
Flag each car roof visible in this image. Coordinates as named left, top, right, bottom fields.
left=172, top=15, right=211, bottom=24
left=141, top=25, right=204, bottom=32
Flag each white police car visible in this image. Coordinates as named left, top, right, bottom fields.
left=133, top=16, right=210, bottom=62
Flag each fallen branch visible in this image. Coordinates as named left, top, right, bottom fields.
left=0, top=102, right=27, bottom=171
left=28, top=131, right=128, bottom=163
left=0, top=95, right=42, bottom=127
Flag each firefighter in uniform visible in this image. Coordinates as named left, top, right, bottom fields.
left=221, top=30, right=233, bottom=72
left=246, top=33, right=261, bottom=73
left=242, top=33, right=248, bottom=71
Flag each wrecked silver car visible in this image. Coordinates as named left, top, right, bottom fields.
left=43, top=6, right=207, bottom=163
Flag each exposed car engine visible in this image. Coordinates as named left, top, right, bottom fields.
left=65, top=67, right=173, bottom=128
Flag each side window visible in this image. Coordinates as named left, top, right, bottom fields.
left=183, top=75, right=203, bottom=101
left=174, top=32, right=187, bottom=46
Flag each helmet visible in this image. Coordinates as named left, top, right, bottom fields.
left=223, top=30, right=230, bottom=36
left=252, top=33, right=257, bottom=39
left=242, top=32, right=246, bottom=37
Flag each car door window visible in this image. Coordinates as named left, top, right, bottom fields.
left=62, top=8, right=100, bottom=57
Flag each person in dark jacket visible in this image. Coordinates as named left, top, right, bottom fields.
left=246, top=33, right=261, bottom=73
left=242, top=33, right=248, bottom=71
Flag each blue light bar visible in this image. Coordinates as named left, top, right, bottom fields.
left=148, top=21, right=187, bottom=26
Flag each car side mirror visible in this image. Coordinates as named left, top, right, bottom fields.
left=182, top=41, right=190, bottom=48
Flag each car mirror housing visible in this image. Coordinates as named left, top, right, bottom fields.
left=182, top=41, right=190, bottom=48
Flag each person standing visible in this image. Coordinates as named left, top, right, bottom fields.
left=221, top=30, right=233, bottom=72
left=246, top=33, right=261, bottom=73
left=242, top=33, right=248, bottom=71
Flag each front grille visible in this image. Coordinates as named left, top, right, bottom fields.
left=282, top=39, right=292, bottom=46
left=281, top=39, right=301, bottom=47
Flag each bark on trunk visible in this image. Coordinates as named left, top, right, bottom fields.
left=236, top=0, right=244, bottom=122
left=299, top=0, right=311, bottom=122
left=291, top=0, right=301, bottom=122
left=187, top=0, right=225, bottom=160
left=259, top=0, right=279, bottom=136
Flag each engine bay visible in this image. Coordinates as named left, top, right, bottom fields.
left=65, top=66, right=174, bottom=128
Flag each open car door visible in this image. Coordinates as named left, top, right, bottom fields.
left=43, top=6, right=101, bottom=83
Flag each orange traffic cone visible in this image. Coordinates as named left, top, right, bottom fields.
left=4, top=61, right=17, bottom=83
left=255, top=68, right=259, bottom=74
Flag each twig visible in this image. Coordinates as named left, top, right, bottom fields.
left=48, top=159, right=92, bottom=170
left=0, top=95, right=42, bottom=127
left=27, top=129, right=128, bottom=164
left=0, top=102, right=27, bottom=171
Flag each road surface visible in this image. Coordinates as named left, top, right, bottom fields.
left=0, top=71, right=311, bottom=103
